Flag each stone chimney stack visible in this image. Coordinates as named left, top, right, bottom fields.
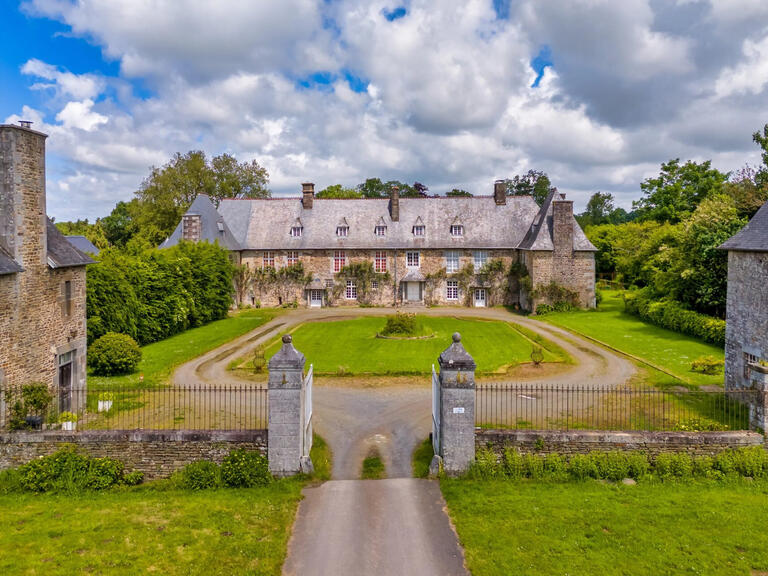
left=552, top=193, right=574, bottom=257
left=389, top=186, right=400, bottom=222
left=302, top=182, right=314, bottom=209
left=0, top=122, right=48, bottom=271
left=494, top=180, right=506, bottom=205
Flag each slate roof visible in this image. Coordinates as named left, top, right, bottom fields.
left=0, top=245, right=23, bottom=275
left=163, top=191, right=596, bottom=252
left=518, top=190, right=597, bottom=251
left=719, top=200, right=768, bottom=252
left=47, top=220, right=95, bottom=269
left=160, top=194, right=241, bottom=250
left=66, top=235, right=100, bottom=256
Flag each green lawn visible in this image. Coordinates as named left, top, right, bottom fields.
left=539, top=291, right=725, bottom=388
left=263, top=316, right=566, bottom=375
left=90, top=308, right=283, bottom=389
left=442, top=479, right=768, bottom=576
left=0, top=482, right=302, bottom=575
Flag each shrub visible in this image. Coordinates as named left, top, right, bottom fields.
left=530, top=346, right=544, bottom=366
left=595, top=289, right=604, bottom=307
left=88, top=332, right=142, bottom=375
left=654, top=453, right=693, bottom=479
left=714, top=450, right=736, bottom=475
left=535, top=304, right=554, bottom=316
left=502, top=447, right=525, bottom=479
left=123, top=470, right=144, bottom=486
left=543, top=453, right=568, bottom=480
left=626, top=452, right=651, bottom=479
left=732, top=446, right=768, bottom=478
left=252, top=346, right=266, bottom=373
left=601, top=452, right=631, bottom=481
left=469, top=447, right=501, bottom=479
left=4, top=383, right=53, bottom=430
left=380, top=312, right=421, bottom=336
left=691, top=355, right=725, bottom=375
left=569, top=453, right=599, bottom=480
left=523, top=454, right=545, bottom=479
left=17, top=447, right=128, bottom=492
left=59, top=411, right=78, bottom=423
left=221, top=449, right=271, bottom=487
left=623, top=289, right=725, bottom=346
left=182, top=460, right=221, bottom=490
left=86, top=457, right=125, bottom=490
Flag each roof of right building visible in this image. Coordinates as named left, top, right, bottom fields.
left=720, top=200, right=768, bottom=252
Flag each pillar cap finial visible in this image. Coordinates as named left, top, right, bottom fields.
left=452, top=332, right=461, bottom=343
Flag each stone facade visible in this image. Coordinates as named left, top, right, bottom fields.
left=0, top=430, right=267, bottom=479
left=476, top=429, right=764, bottom=458
left=723, top=250, right=768, bottom=392
left=0, top=124, right=91, bottom=416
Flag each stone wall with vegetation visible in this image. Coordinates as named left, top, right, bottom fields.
left=476, top=429, right=764, bottom=457
left=0, top=430, right=267, bottom=479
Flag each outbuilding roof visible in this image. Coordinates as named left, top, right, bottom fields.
left=518, top=190, right=597, bottom=252
left=0, top=246, right=23, bottom=275
left=47, top=220, right=95, bottom=269
left=66, top=235, right=100, bottom=256
left=160, top=194, right=241, bottom=250
left=719, top=200, right=768, bottom=252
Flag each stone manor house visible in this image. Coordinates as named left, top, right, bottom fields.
left=163, top=182, right=596, bottom=310
left=0, top=123, right=93, bottom=420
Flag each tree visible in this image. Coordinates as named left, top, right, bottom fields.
left=316, top=184, right=361, bottom=199
left=724, top=165, right=768, bottom=219
left=633, top=159, right=729, bottom=223
left=99, top=199, right=141, bottom=247
left=54, top=218, right=109, bottom=250
left=578, top=192, right=615, bottom=227
left=752, top=124, right=768, bottom=190
left=135, top=150, right=271, bottom=241
left=357, top=178, right=389, bottom=198
left=503, top=170, right=553, bottom=205
left=446, top=188, right=473, bottom=197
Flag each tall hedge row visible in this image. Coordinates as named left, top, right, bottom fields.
left=623, top=288, right=725, bottom=347
left=86, top=242, right=234, bottom=345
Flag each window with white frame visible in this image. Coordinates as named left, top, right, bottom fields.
left=413, top=225, right=425, bottom=237
left=446, top=280, right=459, bottom=301
left=473, top=250, right=488, bottom=269
left=290, top=226, right=303, bottom=237
left=375, top=225, right=387, bottom=236
left=286, top=251, right=299, bottom=266
left=451, top=224, right=464, bottom=237
left=371, top=280, right=379, bottom=290
left=263, top=251, right=275, bottom=269
left=445, top=251, right=459, bottom=273
left=406, top=251, right=420, bottom=267
left=374, top=251, right=387, bottom=273
left=336, top=225, right=349, bottom=237
left=345, top=280, right=357, bottom=300
left=333, top=250, right=346, bottom=272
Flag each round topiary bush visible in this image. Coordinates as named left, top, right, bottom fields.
left=88, top=332, right=142, bottom=376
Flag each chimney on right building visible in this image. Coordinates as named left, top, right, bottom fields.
left=552, top=192, right=573, bottom=257
left=302, top=182, right=314, bottom=210
left=493, top=180, right=506, bottom=205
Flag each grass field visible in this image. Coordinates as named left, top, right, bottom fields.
left=442, top=479, right=768, bottom=576
left=261, top=316, right=566, bottom=375
left=90, top=308, right=282, bottom=389
left=539, top=291, right=725, bottom=388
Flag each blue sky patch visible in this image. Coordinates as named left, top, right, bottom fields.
left=492, top=0, right=510, bottom=20
left=530, top=46, right=553, bottom=88
left=383, top=7, right=407, bottom=21
left=343, top=70, right=369, bottom=93
left=295, top=71, right=337, bottom=92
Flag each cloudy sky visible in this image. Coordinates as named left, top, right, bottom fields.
left=2, top=0, right=768, bottom=221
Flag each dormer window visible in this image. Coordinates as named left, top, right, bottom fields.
left=375, top=225, right=387, bottom=236
left=291, top=226, right=303, bottom=237
left=451, top=224, right=464, bottom=237
left=413, top=225, right=425, bottom=237
left=336, top=226, right=349, bottom=237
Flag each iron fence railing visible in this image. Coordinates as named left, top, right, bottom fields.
left=475, top=384, right=757, bottom=432
left=1, top=385, right=268, bottom=432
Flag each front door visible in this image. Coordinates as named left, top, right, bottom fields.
left=406, top=282, right=420, bottom=302
left=58, top=360, right=72, bottom=412
left=310, top=290, right=323, bottom=307
left=474, top=288, right=487, bottom=307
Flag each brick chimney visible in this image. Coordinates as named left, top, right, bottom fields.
left=389, top=186, right=400, bottom=222
left=552, top=193, right=574, bottom=257
left=494, top=180, right=506, bottom=205
left=302, top=182, right=314, bottom=209
left=0, top=122, right=48, bottom=271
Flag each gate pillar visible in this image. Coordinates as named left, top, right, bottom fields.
left=268, top=335, right=309, bottom=476
left=437, top=332, right=476, bottom=475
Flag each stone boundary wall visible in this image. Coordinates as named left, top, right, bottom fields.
left=0, top=430, right=267, bottom=479
left=476, top=429, right=764, bottom=458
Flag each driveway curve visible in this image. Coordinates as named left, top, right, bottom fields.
left=173, top=306, right=635, bottom=479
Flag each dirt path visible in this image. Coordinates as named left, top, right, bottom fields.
left=172, top=307, right=635, bottom=479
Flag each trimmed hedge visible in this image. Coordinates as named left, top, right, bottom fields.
left=622, top=289, right=725, bottom=347
left=88, top=332, right=142, bottom=375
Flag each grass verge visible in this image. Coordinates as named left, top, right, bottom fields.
left=254, top=316, right=567, bottom=376
left=441, top=479, right=768, bottom=576
left=89, top=308, right=283, bottom=390
left=412, top=437, right=434, bottom=478
left=539, top=291, right=724, bottom=388
left=310, top=434, right=333, bottom=482
left=361, top=448, right=386, bottom=480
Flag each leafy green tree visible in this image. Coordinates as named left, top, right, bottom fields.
left=446, top=188, right=473, bottom=197
left=503, top=170, right=552, bottom=205
left=54, top=218, right=109, bottom=250
left=210, top=153, right=269, bottom=201
left=99, top=199, right=141, bottom=247
left=356, top=178, right=389, bottom=198
left=316, top=184, right=361, bottom=199
left=724, top=166, right=768, bottom=219
left=578, top=192, right=615, bottom=226
left=633, top=159, right=729, bottom=223
left=753, top=123, right=768, bottom=188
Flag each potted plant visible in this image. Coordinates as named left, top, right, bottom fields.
left=59, top=411, right=79, bottom=431
left=97, top=392, right=114, bottom=412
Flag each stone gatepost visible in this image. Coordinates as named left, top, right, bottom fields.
left=750, top=364, right=768, bottom=432
left=268, top=335, right=310, bottom=476
left=437, top=332, right=476, bottom=475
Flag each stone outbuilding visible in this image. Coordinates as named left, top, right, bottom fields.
left=0, top=123, right=94, bottom=424
left=162, top=181, right=596, bottom=311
